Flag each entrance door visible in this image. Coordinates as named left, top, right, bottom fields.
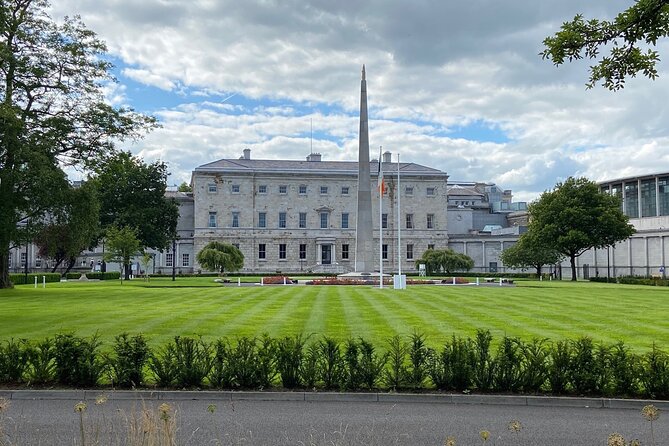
left=321, top=245, right=332, bottom=265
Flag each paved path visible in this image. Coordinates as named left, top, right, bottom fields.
left=0, top=391, right=667, bottom=445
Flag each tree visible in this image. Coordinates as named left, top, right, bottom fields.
left=196, top=242, right=244, bottom=275
left=33, top=182, right=100, bottom=274
left=104, top=226, right=141, bottom=280
left=529, top=177, right=635, bottom=281
left=0, top=0, right=155, bottom=288
left=542, top=0, right=669, bottom=90
left=500, top=231, right=563, bottom=277
left=414, top=248, right=474, bottom=275
left=177, top=182, right=192, bottom=192
left=92, top=151, right=178, bottom=251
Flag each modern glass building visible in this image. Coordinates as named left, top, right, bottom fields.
left=600, top=173, right=669, bottom=219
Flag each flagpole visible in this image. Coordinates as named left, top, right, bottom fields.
left=379, top=146, right=383, bottom=289
left=397, top=153, right=401, bottom=280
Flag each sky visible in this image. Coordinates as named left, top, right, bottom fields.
left=50, top=0, right=669, bottom=202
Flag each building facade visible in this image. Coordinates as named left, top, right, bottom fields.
left=191, top=149, right=449, bottom=274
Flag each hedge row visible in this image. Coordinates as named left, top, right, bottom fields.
left=84, top=271, right=121, bottom=280
left=9, top=273, right=61, bottom=285
left=590, top=276, right=669, bottom=286
left=1, top=332, right=668, bottom=398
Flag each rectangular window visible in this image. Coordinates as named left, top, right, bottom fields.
left=320, top=186, right=328, bottom=195
left=279, top=212, right=287, bottom=228
left=406, top=213, right=414, bottom=229
left=279, top=244, right=287, bottom=259
left=35, top=256, right=42, bottom=268
left=426, top=187, right=435, bottom=196
left=299, top=184, right=307, bottom=195
left=405, top=186, right=414, bottom=196
left=279, top=185, right=287, bottom=194
left=641, top=178, right=657, bottom=217
left=382, top=213, right=388, bottom=229
left=382, top=244, right=388, bottom=260
left=299, top=244, right=307, bottom=260
left=341, top=213, right=349, bottom=229
left=231, top=184, right=240, bottom=193
left=208, top=183, right=217, bottom=193
left=232, top=212, right=240, bottom=228
left=611, top=183, right=623, bottom=212
left=182, top=253, right=190, bottom=267
left=166, top=253, right=173, bottom=267
left=624, top=182, right=639, bottom=218
left=20, top=252, right=26, bottom=267
left=299, top=212, right=307, bottom=228
left=406, top=244, right=414, bottom=260
left=341, top=186, right=349, bottom=195
left=427, top=213, right=434, bottom=229
left=208, top=212, right=217, bottom=228
left=258, top=212, right=266, bottom=228
left=320, top=212, right=329, bottom=229
left=428, top=244, right=435, bottom=250
left=660, top=177, right=669, bottom=216
left=342, top=244, right=349, bottom=260
left=258, top=244, right=266, bottom=259
left=258, top=185, right=267, bottom=194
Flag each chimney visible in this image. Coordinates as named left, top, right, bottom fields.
left=243, top=148, right=251, bottom=160
left=306, top=153, right=322, bottom=162
left=383, top=151, right=392, bottom=163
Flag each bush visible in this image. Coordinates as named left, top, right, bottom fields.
left=9, top=273, right=61, bottom=285
left=53, top=333, right=104, bottom=386
left=65, top=273, right=82, bottom=280
left=26, top=338, right=56, bottom=384
left=276, top=335, right=306, bottom=389
left=107, top=333, right=150, bottom=388
left=383, top=335, right=408, bottom=390
left=171, top=336, right=212, bottom=388
left=85, top=271, right=121, bottom=280
left=0, top=339, right=31, bottom=383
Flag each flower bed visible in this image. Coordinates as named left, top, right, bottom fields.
left=262, top=275, right=295, bottom=284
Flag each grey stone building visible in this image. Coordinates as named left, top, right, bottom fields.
left=191, top=149, right=449, bottom=274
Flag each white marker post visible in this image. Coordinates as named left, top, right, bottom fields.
left=42, top=276, right=46, bottom=288
left=34, top=276, right=37, bottom=288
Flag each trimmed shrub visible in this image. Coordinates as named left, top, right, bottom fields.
left=85, top=271, right=121, bottom=280
left=65, top=273, right=82, bottom=280
left=9, top=273, right=61, bottom=285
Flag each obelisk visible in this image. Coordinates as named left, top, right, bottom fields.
left=355, top=65, right=374, bottom=272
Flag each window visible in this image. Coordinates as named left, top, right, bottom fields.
left=320, top=212, right=329, bottom=229
left=320, top=186, right=328, bottom=195
left=279, top=244, right=287, bottom=259
left=299, top=184, right=307, bottom=195
left=641, top=178, right=657, bottom=217
left=660, top=177, right=669, bottom=216
left=166, top=253, right=173, bottom=267
left=208, top=212, right=217, bottom=228
left=258, top=244, right=266, bottom=259
left=427, top=213, right=434, bottom=229
left=258, top=212, right=266, bottom=228
left=624, top=182, right=639, bottom=218
left=279, top=185, right=287, bottom=194
left=382, top=244, right=388, bottom=260
left=299, top=244, right=307, bottom=259
left=406, top=213, right=414, bottom=229
left=182, top=253, right=190, bottom=267
left=405, top=186, right=414, bottom=196
left=279, top=212, right=287, bottom=228
left=231, top=184, right=240, bottom=193
left=208, top=183, right=217, bottom=193
left=428, top=244, right=435, bottom=250
left=299, top=212, right=307, bottom=228
left=258, top=185, right=267, bottom=194
left=341, top=213, right=349, bottom=229
left=232, top=212, right=240, bottom=228
left=20, top=252, right=26, bottom=267
left=426, top=187, right=435, bottom=196
left=341, top=186, right=349, bottom=195
left=382, top=213, right=388, bottom=229
left=406, top=244, right=414, bottom=260
left=35, top=256, right=42, bottom=268
left=342, top=244, right=349, bottom=260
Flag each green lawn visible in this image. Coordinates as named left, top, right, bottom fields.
left=1, top=278, right=668, bottom=351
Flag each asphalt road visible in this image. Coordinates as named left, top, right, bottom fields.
left=0, top=393, right=666, bottom=445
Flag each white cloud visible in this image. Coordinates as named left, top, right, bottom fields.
left=48, top=0, right=669, bottom=200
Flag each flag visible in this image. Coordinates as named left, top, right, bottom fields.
left=377, top=148, right=386, bottom=195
